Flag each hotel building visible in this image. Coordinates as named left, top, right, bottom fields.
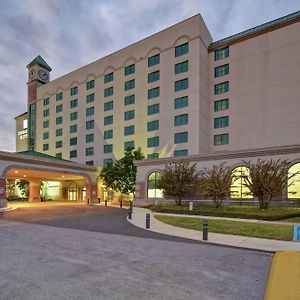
left=15, top=11, right=300, bottom=205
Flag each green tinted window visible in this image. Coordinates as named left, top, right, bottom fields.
left=147, top=104, right=159, bottom=115
left=104, top=130, right=113, bottom=139
left=124, top=79, right=135, bottom=91
left=124, top=95, right=135, bottom=106
left=104, top=115, right=113, bottom=125
left=86, top=80, right=95, bottom=90
left=104, top=101, right=113, bottom=111
left=86, top=106, right=95, bottom=116
left=214, top=99, right=229, bottom=112
left=215, top=47, right=229, bottom=61
left=175, top=42, right=189, bottom=57
left=214, top=116, right=229, bottom=128
left=174, top=149, right=188, bottom=157
left=70, top=112, right=78, bottom=121
left=175, top=78, right=188, bottom=92
left=124, top=141, right=134, bottom=150
left=214, top=64, right=229, bottom=78
left=43, top=132, right=49, bottom=140
left=104, top=144, right=113, bottom=153
left=174, top=114, right=188, bottom=126
left=70, top=86, right=78, bottom=96
left=56, top=116, right=63, bottom=125
left=56, top=141, right=63, bottom=148
left=104, top=86, right=113, bottom=97
left=70, top=150, right=77, bottom=158
left=86, top=133, right=94, bottom=143
left=174, top=96, right=188, bottom=109
left=214, top=133, right=229, bottom=145
left=148, top=87, right=160, bottom=99
left=147, top=153, right=159, bottom=159
left=86, top=120, right=94, bottom=129
left=104, top=72, right=114, bottom=83
left=70, top=99, right=78, bottom=108
left=124, top=110, right=135, bottom=120
left=147, top=136, right=159, bottom=148
left=124, top=125, right=135, bottom=136
left=56, top=104, right=63, bottom=113
left=43, top=144, right=49, bottom=151
left=148, top=71, right=160, bottom=83
left=147, top=120, right=159, bottom=131
left=56, top=128, right=63, bottom=136
left=125, top=64, right=135, bottom=76
left=86, top=93, right=94, bottom=103
left=214, top=82, right=229, bottom=95
left=86, top=147, right=94, bottom=156
left=70, top=124, right=77, bottom=133
left=43, top=97, right=50, bottom=106
left=175, top=60, right=188, bottom=74
left=174, top=132, right=188, bottom=144
left=148, top=54, right=160, bottom=67
left=70, top=137, right=77, bottom=146
left=43, top=109, right=49, bottom=117
left=56, top=92, right=63, bottom=101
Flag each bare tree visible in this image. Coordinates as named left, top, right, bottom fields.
left=242, top=159, right=299, bottom=209
left=157, top=161, right=199, bottom=206
left=198, top=163, right=233, bottom=208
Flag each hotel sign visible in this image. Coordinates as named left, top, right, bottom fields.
left=18, top=129, right=28, bottom=140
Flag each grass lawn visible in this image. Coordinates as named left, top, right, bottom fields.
left=280, top=217, right=300, bottom=223
left=151, top=204, right=300, bottom=221
left=154, top=215, right=294, bottom=241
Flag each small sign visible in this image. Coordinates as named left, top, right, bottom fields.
left=0, top=187, right=5, bottom=195
left=293, top=226, right=300, bottom=242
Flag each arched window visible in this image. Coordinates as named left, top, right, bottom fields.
left=147, top=172, right=163, bottom=198
left=230, top=166, right=252, bottom=199
left=288, top=163, right=300, bottom=199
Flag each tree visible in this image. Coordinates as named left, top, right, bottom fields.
left=100, top=147, right=145, bottom=198
left=6, top=179, right=16, bottom=197
left=242, top=159, right=299, bottom=209
left=16, top=180, right=29, bottom=198
left=157, top=161, right=199, bottom=206
left=198, top=163, right=233, bottom=208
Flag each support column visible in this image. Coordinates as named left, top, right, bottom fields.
left=0, top=177, right=7, bottom=208
left=85, top=182, right=98, bottom=204
left=29, top=179, right=42, bottom=202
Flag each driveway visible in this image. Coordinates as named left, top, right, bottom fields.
left=0, top=204, right=271, bottom=300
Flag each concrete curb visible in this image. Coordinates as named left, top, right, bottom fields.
left=264, top=251, right=300, bottom=300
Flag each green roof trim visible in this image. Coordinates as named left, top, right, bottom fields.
left=209, top=10, right=300, bottom=50
left=27, top=55, right=52, bottom=71
left=17, top=150, right=69, bottom=162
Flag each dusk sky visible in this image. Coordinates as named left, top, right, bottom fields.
left=0, top=0, right=299, bottom=152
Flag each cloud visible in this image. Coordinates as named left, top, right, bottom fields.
left=0, top=0, right=299, bottom=152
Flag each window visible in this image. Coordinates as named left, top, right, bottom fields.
left=86, top=147, right=94, bottom=156
left=147, top=120, right=159, bottom=131
left=125, top=64, right=135, bottom=76
left=43, top=144, right=49, bottom=151
left=124, top=125, right=135, bottom=136
left=175, top=60, right=188, bottom=74
left=214, top=133, right=229, bottom=145
left=214, top=116, right=229, bottom=128
left=215, top=64, right=229, bottom=78
left=215, top=47, right=229, bottom=61
left=175, top=78, right=189, bottom=92
left=43, top=109, right=49, bottom=117
left=70, top=99, right=78, bottom=108
left=86, top=106, right=94, bottom=117
left=70, top=124, right=77, bottom=133
left=124, top=94, right=135, bottom=106
left=147, top=172, right=163, bottom=198
left=86, top=93, right=94, bottom=103
left=56, top=128, right=63, bottom=136
left=148, top=71, right=160, bottom=83
left=56, top=141, right=63, bottom=148
left=56, top=153, right=62, bottom=159
left=56, top=92, right=63, bottom=101
left=147, top=103, right=159, bottom=115
left=103, top=159, right=113, bottom=167
left=56, top=104, right=63, bottom=113
left=148, top=54, right=160, bottom=67
left=86, top=160, right=94, bottom=166
left=174, top=114, right=188, bottom=126
left=43, top=120, right=49, bottom=128
left=104, top=72, right=114, bottom=83
left=70, top=86, right=78, bottom=96
left=148, top=87, right=160, bottom=99
left=70, top=137, right=77, bottom=146
left=70, top=150, right=77, bottom=158
left=124, top=79, right=135, bottom=91
left=214, top=81, right=229, bottom=95
left=174, top=149, right=188, bottom=157
left=70, top=112, right=78, bottom=121
left=86, top=120, right=94, bottom=130
left=147, top=136, right=159, bottom=147
left=174, top=96, right=188, bottom=109
left=104, top=144, right=113, bottom=153
left=86, top=80, right=95, bottom=90
left=86, top=133, right=94, bottom=143
left=43, top=132, right=49, bottom=140
left=104, top=129, right=113, bottom=139
left=124, top=141, right=134, bottom=150
left=214, top=99, right=229, bottom=112
left=56, top=116, right=63, bottom=125
left=174, top=132, right=188, bottom=144
left=104, top=86, right=113, bottom=97
left=175, top=42, right=189, bottom=57
left=104, top=101, right=113, bottom=111
left=104, top=115, right=113, bottom=125
left=43, top=97, right=50, bottom=106
left=124, top=110, right=135, bottom=120
left=230, top=166, right=252, bottom=199
left=147, top=153, right=159, bottom=159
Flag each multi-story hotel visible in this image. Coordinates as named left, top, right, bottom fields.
left=14, top=11, right=300, bottom=205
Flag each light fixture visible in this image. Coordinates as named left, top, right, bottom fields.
left=14, top=170, right=19, bottom=174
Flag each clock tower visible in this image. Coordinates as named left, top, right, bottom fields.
left=26, top=55, right=52, bottom=150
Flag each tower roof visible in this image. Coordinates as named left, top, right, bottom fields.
left=27, top=55, right=52, bottom=71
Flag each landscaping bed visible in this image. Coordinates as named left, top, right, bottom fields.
left=151, top=204, right=300, bottom=221
left=154, top=215, right=294, bottom=241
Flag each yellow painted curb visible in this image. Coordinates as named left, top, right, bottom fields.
left=264, top=251, right=300, bottom=300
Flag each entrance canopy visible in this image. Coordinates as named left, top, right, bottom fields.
left=0, top=150, right=99, bottom=209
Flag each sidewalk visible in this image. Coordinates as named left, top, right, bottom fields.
left=128, top=207, right=300, bottom=252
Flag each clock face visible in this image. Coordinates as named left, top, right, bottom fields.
left=29, top=68, right=36, bottom=79
left=38, top=69, right=49, bottom=81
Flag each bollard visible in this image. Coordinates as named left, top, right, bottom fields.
left=129, top=201, right=133, bottom=209
left=189, top=201, right=193, bottom=211
left=146, top=213, right=150, bottom=229
left=203, top=220, right=208, bottom=241
left=120, top=200, right=123, bottom=208
left=128, top=207, right=132, bottom=220
left=97, top=197, right=101, bottom=204
left=105, top=199, right=107, bottom=206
